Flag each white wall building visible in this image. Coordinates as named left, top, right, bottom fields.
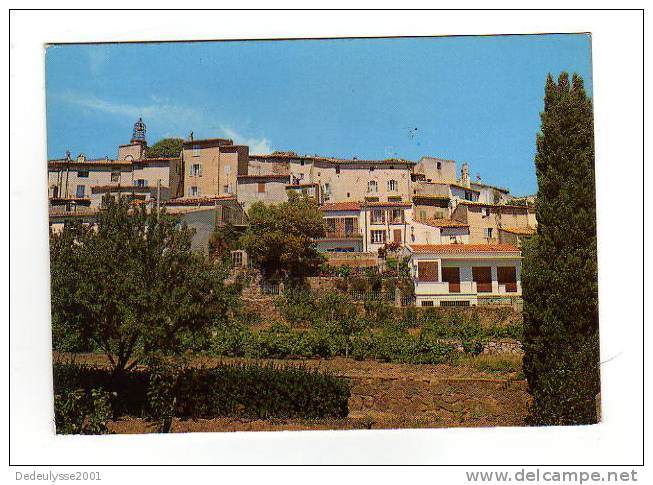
left=407, top=244, right=522, bottom=307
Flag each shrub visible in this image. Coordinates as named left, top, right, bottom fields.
left=54, top=386, right=113, bottom=435
left=350, top=328, right=454, bottom=364
left=363, top=297, right=395, bottom=328
left=53, top=361, right=350, bottom=423
left=275, top=286, right=317, bottom=327
left=349, top=277, right=368, bottom=293
left=336, top=266, right=353, bottom=278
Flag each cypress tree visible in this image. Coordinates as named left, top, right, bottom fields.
left=522, top=72, right=600, bottom=425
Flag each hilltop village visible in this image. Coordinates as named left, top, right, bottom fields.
left=48, top=119, right=536, bottom=307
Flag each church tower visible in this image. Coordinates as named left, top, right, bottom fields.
left=118, top=118, right=147, bottom=160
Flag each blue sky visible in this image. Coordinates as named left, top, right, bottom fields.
left=45, top=34, right=592, bottom=196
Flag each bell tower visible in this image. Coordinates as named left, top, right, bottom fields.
left=118, top=118, right=147, bottom=160
left=131, top=117, right=147, bottom=145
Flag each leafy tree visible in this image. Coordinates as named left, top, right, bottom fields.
left=240, top=193, right=326, bottom=278
left=146, top=138, right=183, bottom=158
left=50, top=196, right=240, bottom=374
left=522, top=73, right=599, bottom=425
left=208, top=223, right=246, bottom=261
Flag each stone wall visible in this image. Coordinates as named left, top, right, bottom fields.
left=349, top=376, right=529, bottom=426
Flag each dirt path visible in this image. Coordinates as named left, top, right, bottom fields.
left=56, top=353, right=521, bottom=381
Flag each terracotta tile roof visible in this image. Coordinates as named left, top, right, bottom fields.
left=409, top=244, right=520, bottom=254
left=250, top=152, right=415, bottom=166
left=413, top=194, right=450, bottom=200
left=319, top=201, right=361, bottom=212
left=457, top=200, right=529, bottom=210
left=164, top=206, right=219, bottom=215
left=419, top=219, right=469, bottom=228
left=499, top=226, right=536, bottom=235
left=471, top=182, right=510, bottom=193
left=140, top=157, right=179, bottom=162
left=362, top=201, right=412, bottom=208
left=164, top=195, right=238, bottom=206
left=48, top=159, right=132, bottom=167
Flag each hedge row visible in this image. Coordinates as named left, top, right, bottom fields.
left=53, top=360, right=350, bottom=422
left=211, top=322, right=456, bottom=364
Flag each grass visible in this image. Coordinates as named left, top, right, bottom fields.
left=455, top=353, right=524, bottom=375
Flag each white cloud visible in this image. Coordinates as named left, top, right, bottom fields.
left=50, top=92, right=272, bottom=153
left=219, top=126, right=272, bottom=155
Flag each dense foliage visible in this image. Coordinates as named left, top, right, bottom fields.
left=240, top=193, right=326, bottom=278
left=49, top=196, right=240, bottom=373
left=54, top=386, right=113, bottom=435
left=522, top=72, right=600, bottom=425
left=145, top=138, right=183, bottom=158
left=210, top=303, right=521, bottom=364
left=208, top=222, right=245, bottom=261
left=53, top=360, right=350, bottom=430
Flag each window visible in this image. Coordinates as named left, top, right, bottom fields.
left=371, top=209, right=385, bottom=224
left=75, top=185, right=85, bottom=198
left=326, top=218, right=336, bottom=232
left=388, top=196, right=402, bottom=202
left=257, top=182, right=266, bottom=193
left=472, top=267, right=492, bottom=293
left=481, top=207, right=490, bottom=217
left=418, top=261, right=439, bottom=282
left=347, top=192, right=350, bottom=198
left=189, top=186, right=200, bottom=197
left=419, top=210, right=427, bottom=221
left=367, top=180, right=378, bottom=193
left=421, top=301, right=434, bottom=307
left=465, top=191, right=474, bottom=201
left=111, top=171, right=120, bottom=182
left=190, top=164, right=202, bottom=176
left=441, top=300, right=470, bottom=307
left=136, top=179, right=147, bottom=188
left=497, top=266, right=518, bottom=292
left=223, top=185, right=230, bottom=194
left=441, top=267, right=461, bottom=293
left=336, top=166, right=340, bottom=174
left=437, top=162, right=442, bottom=170
left=388, top=179, right=398, bottom=192
left=300, top=160, right=305, bottom=166
left=390, top=209, right=403, bottom=223
left=484, top=228, right=494, bottom=238
left=344, top=218, right=354, bottom=235
left=192, top=144, right=200, bottom=156
left=371, top=230, right=386, bottom=244
left=77, top=170, right=89, bottom=178
left=224, top=165, right=231, bottom=175
left=370, top=166, right=375, bottom=172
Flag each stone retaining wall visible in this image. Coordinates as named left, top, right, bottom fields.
left=349, top=376, right=529, bottom=426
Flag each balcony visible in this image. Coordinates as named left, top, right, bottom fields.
left=321, top=231, right=363, bottom=240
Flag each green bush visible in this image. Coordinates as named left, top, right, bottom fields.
left=54, top=386, right=113, bottom=435
left=363, top=297, right=395, bottom=328
left=275, top=286, right=317, bottom=327
left=350, top=329, right=454, bottom=364
left=53, top=361, right=350, bottom=423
